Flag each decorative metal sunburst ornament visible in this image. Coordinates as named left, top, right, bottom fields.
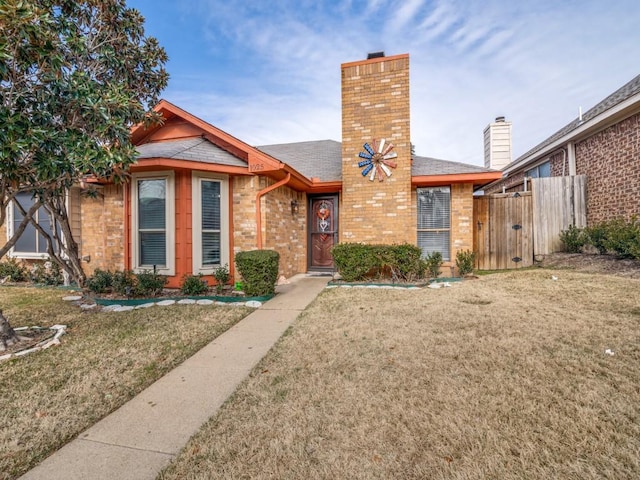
left=357, top=138, right=398, bottom=182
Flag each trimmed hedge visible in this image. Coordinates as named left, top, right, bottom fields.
left=331, top=243, right=426, bottom=282
left=235, top=250, right=280, bottom=296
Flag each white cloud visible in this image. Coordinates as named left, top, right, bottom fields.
left=146, top=0, right=640, bottom=166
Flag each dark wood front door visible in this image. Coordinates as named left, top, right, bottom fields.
left=308, top=195, right=338, bottom=270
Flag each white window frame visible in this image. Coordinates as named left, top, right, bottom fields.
left=131, top=171, right=175, bottom=275
left=192, top=173, right=229, bottom=275
left=6, top=192, right=69, bottom=260
left=417, top=186, right=451, bottom=262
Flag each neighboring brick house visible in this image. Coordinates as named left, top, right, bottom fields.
left=484, top=74, right=640, bottom=225
left=1, top=53, right=500, bottom=286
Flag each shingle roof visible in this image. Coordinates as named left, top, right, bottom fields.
left=411, top=155, right=495, bottom=176
left=137, top=137, right=495, bottom=181
left=136, top=138, right=247, bottom=167
left=507, top=73, right=640, bottom=169
left=257, top=140, right=343, bottom=182
left=258, top=140, right=495, bottom=181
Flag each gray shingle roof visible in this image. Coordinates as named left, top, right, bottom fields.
left=258, top=140, right=494, bottom=181
left=507, top=73, right=640, bottom=169
left=411, top=155, right=495, bottom=176
left=136, top=138, right=247, bottom=167
left=257, top=140, right=342, bottom=182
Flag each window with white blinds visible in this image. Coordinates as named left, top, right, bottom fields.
left=417, top=187, right=451, bottom=261
left=201, top=180, right=221, bottom=266
left=131, top=171, right=175, bottom=275
left=192, top=174, right=229, bottom=274
left=138, top=179, right=167, bottom=267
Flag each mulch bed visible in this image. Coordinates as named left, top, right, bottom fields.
left=538, top=253, right=640, bottom=279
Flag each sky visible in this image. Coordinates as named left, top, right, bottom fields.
left=127, top=0, right=640, bottom=167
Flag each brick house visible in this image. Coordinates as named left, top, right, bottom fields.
left=2, top=53, right=500, bottom=287
left=484, top=74, right=640, bottom=225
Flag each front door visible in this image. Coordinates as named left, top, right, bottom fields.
left=308, top=195, right=338, bottom=270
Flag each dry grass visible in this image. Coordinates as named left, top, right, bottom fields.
left=160, top=270, right=640, bottom=480
left=0, top=286, right=252, bottom=480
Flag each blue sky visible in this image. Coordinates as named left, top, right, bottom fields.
left=128, top=0, right=640, bottom=166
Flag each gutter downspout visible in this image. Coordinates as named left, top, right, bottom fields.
left=255, top=172, right=291, bottom=249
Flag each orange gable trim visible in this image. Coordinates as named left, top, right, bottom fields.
left=130, top=158, right=252, bottom=176
left=411, top=172, right=502, bottom=187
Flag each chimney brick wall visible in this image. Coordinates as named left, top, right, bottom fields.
left=340, top=54, right=414, bottom=244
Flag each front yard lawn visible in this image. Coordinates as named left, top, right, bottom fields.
left=160, top=269, right=640, bottom=479
left=0, top=287, right=252, bottom=480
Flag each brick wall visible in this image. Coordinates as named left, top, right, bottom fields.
left=232, top=176, right=307, bottom=279
left=450, top=183, right=474, bottom=259
left=263, top=182, right=307, bottom=277
left=575, top=112, right=640, bottom=224
left=232, top=176, right=259, bottom=259
left=340, top=54, right=414, bottom=244
left=80, top=184, right=125, bottom=275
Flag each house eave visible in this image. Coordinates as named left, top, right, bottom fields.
left=503, top=92, right=640, bottom=176
left=412, top=172, right=502, bottom=187
left=131, top=158, right=252, bottom=176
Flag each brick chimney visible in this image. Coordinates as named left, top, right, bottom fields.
left=483, top=116, right=512, bottom=170
left=340, top=53, right=413, bottom=244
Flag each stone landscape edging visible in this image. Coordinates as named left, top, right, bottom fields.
left=0, top=324, right=67, bottom=362
left=92, top=294, right=274, bottom=306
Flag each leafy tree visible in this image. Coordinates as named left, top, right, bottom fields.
left=0, top=0, right=168, bottom=286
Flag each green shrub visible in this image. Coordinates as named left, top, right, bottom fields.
left=332, top=243, right=428, bottom=282
left=559, top=225, right=587, bottom=253
left=29, top=261, right=63, bottom=285
left=378, top=244, right=425, bottom=282
left=235, top=250, right=280, bottom=296
left=180, top=274, right=209, bottom=296
left=584, top=223, right=609, bottom=254
left=0, top=258, right=27, bottom=282
left=112, top=270, right=137, bottom=296
left=86, top=269, right=113, bottom=294
left=455, top=249, right=476, bottom=276
left=425, top=251, right=443, bottom=278
left=135, top=270, right=168, bottom=297
left=331, top=243, right=378, bottom=282
left=582, top=217, right=640, bottom=259
left=601, top=217, right=640, bottom=259
left=213, top=264, right=231, bottom=293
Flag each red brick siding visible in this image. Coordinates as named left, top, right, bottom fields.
left=575, top=113, right=640, bottom=224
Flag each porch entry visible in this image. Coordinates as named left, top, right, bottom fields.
left=308, top=195, right=338, bottom=270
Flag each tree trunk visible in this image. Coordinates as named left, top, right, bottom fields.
left=0, top=310, right=20, bottom=351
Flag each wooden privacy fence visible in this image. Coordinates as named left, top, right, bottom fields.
left=473, top=175, right=586, bottom=270
left=474, top=192, right=533, bottom=270
left=532, top=175, right=587, bottom=255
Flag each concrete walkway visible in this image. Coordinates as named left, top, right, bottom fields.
left=20, top=275, right=329, bottom=480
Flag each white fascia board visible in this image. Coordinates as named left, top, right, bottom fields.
left=503, top=93, right=640, bottom=175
